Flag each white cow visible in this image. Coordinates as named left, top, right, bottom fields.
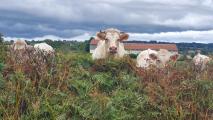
left=33, top=43, right=55, bottom=71
left=155, top=49, right=179, bottom=68
left=137, top=49, right=179, bottom=68
left=193, top=53, right=211, bottom=71
left=12, top=39, right=27, bottom=50
left=92, top=28, right=129, bottom=60
left=10, top=40, right=35, bottom=64
left=34, top=43, right=54, bottom=55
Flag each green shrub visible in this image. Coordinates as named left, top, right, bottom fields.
left=0, top=51, right=212, bottom=119
left=129, top=53, right=138, bottom=59
left=0, top=63, right=4, bottom=72
left=0, top=44, right=7, bottom=63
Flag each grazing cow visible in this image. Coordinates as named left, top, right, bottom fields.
left=136, top=49, right=158, bottom=68
left=34, top=43, right=55, bottom=55
left=92, top=28, right=129, bottom=60
left=193, top=53, right=211, bottom=71
left=137, top=49, right=179, bottom=68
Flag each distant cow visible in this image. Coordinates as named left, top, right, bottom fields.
left=193, top=53, right=211, bottom=71
left=9, top=40, right=34, bottom=64
left=33, top=43, right=55, bottom=69
left=155, top=49, right=179, bottom=68
left=11, top=39, right=34, bottom=52
left=92, top=28, right=129, bottom=60
left=12, top=39, right=27, bottom=50
left=34, top=43, right=55, bottom=55
left=137, top=49, right=179, bottom=68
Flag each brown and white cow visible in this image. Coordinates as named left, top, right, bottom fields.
left=34, top=43, right=55, bottom=55
left=92, top=28, right=129, bottom=60
left=33, top=43, right=55, bottom=64
left=136, top=49, right=158, bottom=68
left=137, top=49, right=179, bottom=68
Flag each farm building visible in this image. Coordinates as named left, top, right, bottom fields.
left=90, top=38, right=178, bottom=54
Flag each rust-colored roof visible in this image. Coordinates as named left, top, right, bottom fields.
left=90, top=39, right=178, bottom=51
left=90, top=39, right=99, bottom=45
left=124, top=43, right=178, bottom=51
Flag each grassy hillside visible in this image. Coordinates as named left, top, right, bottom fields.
left=0, top=46, right=212, bottom=119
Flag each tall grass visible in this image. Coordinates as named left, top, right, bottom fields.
left=0, top=42, right=7, bottom=63
left=0, top=50, right=212, bottom=120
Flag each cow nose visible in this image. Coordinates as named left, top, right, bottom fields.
left=109, top=46, right=117, bottom=53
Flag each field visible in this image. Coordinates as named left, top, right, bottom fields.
left=0, top=45, right=213, bottom=120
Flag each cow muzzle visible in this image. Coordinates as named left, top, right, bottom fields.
left=109, top=46, right=117, bottom=54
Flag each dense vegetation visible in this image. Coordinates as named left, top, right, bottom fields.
left=0, top=38, right=212, bottom=119
left=0, top=33, right=7, bottom=63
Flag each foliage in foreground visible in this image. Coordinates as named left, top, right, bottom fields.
left=0, top=51, right=212, bottom=120
left=0, top=41, right=7, bottom=63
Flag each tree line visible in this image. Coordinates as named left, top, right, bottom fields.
left=1, top=33, right=213, bottom=55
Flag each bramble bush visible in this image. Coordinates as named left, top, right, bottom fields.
left=0, top=50, right=212, bottom=120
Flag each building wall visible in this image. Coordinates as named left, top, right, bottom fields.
left=90, top=45, right=96, bottom=53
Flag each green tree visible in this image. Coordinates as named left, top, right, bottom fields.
left=0, top=33, right=3, bottom=43
left=85, top=37, right=94, bottom=52
left=0, top=33, right=6, bottom=63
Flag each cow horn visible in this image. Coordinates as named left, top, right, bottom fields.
left=100, top=30, right=105, bottom=33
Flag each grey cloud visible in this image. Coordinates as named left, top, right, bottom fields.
left=1, top=0, right=213, bottom=26
left=4, top=30, right=213, bottom=43
left=129, top=30, right=213, bottom=43
left=0, top=0, right=213, bottom=43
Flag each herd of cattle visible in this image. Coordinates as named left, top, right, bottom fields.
left=9, top=28, right=212, bottom=71
left=8, top=40, right=55, bottom=67
left=92, top=28, right=212, bottom=70
left=11, top=40, right=54, bottom=54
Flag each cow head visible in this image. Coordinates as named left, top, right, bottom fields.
left=149, top=53, right=158, bottom=61
left=12, top=40, right=27, bottom=50
left=97, top=29, right=129, bottom=54
left=148, top=53, right=159, bottom=65
left=149, top=51, right=179, bottom=67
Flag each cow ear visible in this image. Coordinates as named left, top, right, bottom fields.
left=119, top=33, right=129, bottom=41
left=97, top=31, right=106, bottom=40
left=170, top=54, right=179, bottom=61
left=149, top=53, right=158, bottom=60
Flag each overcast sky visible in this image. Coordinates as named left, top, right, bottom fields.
left=0, top=0, right=213, bottom=43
